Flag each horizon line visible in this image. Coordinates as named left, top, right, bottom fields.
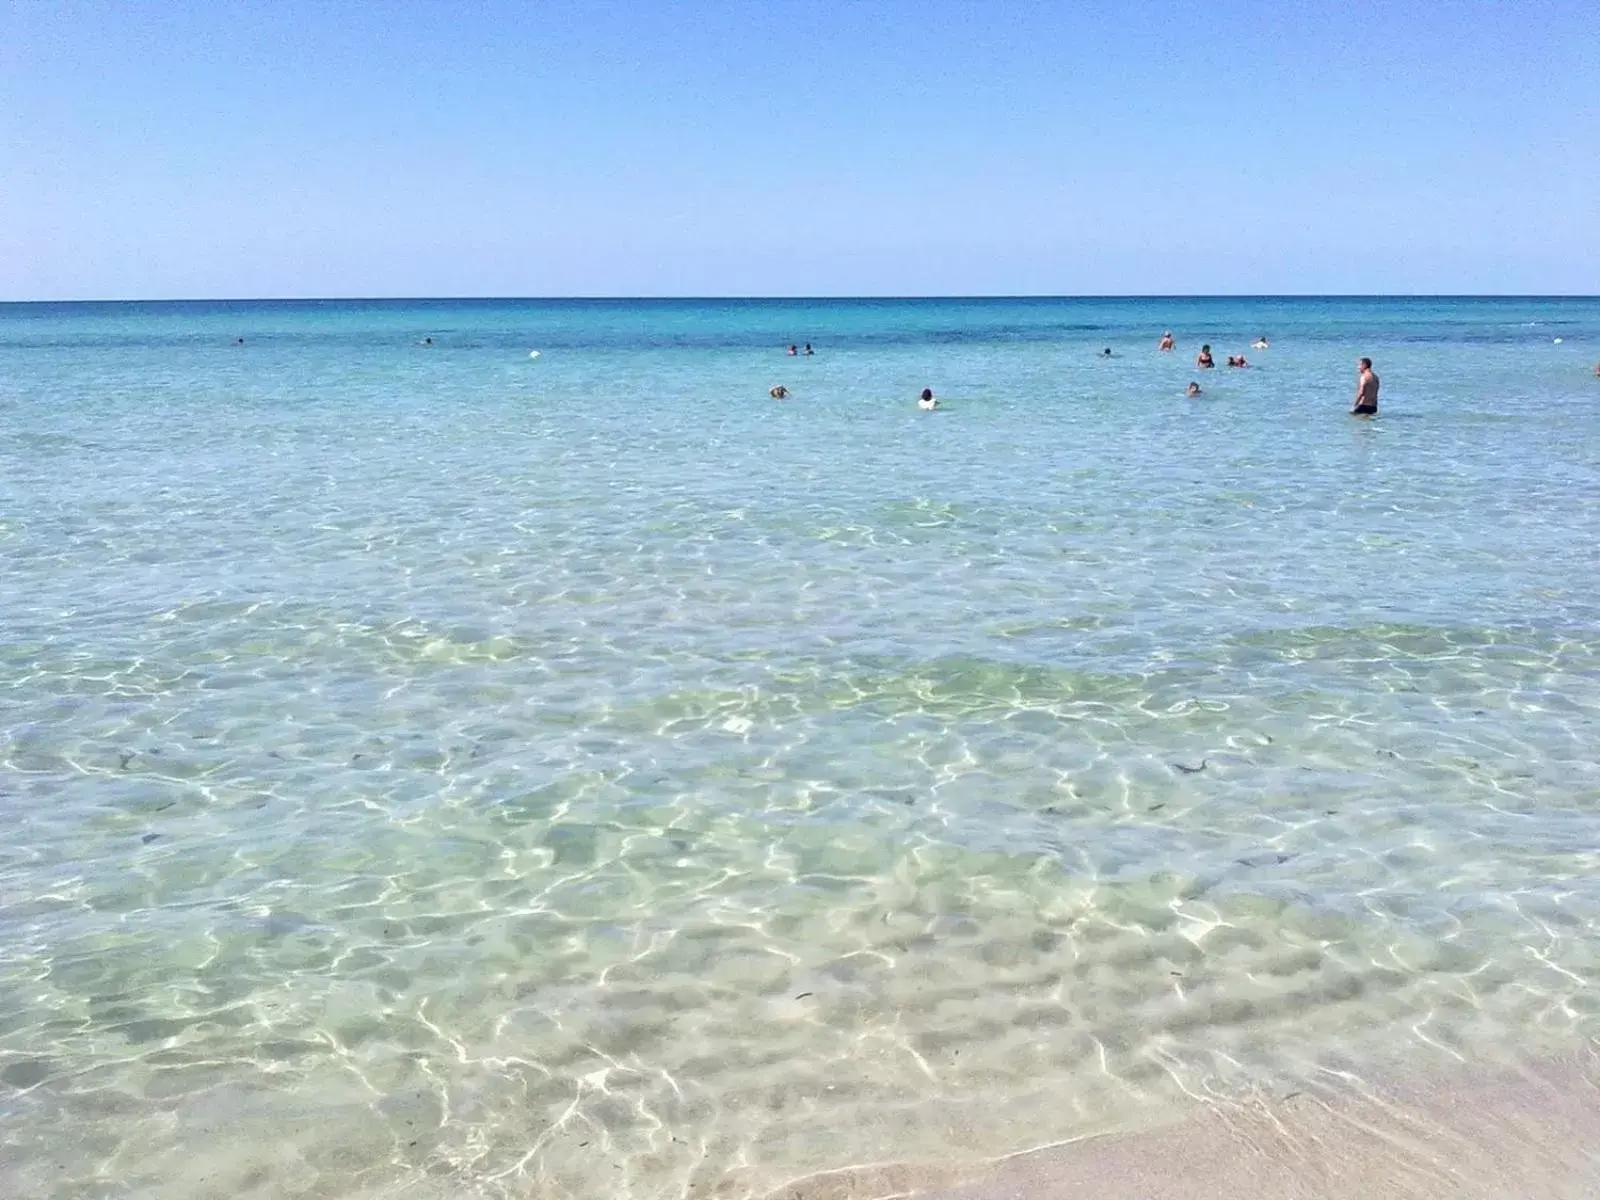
left=4, top=293, right=1599, bottom=306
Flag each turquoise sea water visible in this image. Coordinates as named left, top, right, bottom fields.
left=3, top=297, right=1600, bottom=1198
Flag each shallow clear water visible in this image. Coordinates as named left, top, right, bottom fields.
left=2, top=297, right=1599, bottom=1198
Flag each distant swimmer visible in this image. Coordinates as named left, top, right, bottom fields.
left=1186, top=382, right=1202, bottom=397
left=804, top=343, right=815, bottom=356
left=420, top=336, right=434, bottom=346
left=770, top=385, right=789, bottom=399
left=1351, top=357, right=1380, bottom=416
left=1196, top=344, right=1214, bottom=369
left=918, top=388, right=938, bottom=411
left=233, top=337, right=244, bottom=345
left=1100, top=347, right=1114, bottom=357
left=1593, top=362, right=1600, bottom=378
left=1227, top=355, right=1249, bottom=368
left=1159, top=331, right=1175, bottom=352
left=1253, top=336, right=1270, bottom=349
left=787, top=344, right=799, bottom=356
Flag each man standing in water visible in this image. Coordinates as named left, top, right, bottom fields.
left=1352, top=357, right=1380, bottom=415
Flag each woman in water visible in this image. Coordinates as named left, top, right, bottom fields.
left=770, top=385, right=789, bottom=399
left=1196, top=345, right=1214, bottom=369
left=918, top=388, right=938, bottom=411
left=1159, top=331, right=1175, bottom=351
left=1186, top=381, right=1202, bottom=397
left=1253, top=336, right=1269, bottom=349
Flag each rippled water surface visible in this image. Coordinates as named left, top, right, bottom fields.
left=3, top=297, right=1600, bottom=1198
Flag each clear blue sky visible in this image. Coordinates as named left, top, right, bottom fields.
left=3, top=0, right=1596, bottom=299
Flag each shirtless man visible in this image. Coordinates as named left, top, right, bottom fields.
left=1159, top=331, right=1175, bottom=351
left=1352, top=357, right=1379, bottom=415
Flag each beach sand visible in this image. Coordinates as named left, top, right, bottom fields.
left=770, top=1053, right=1600, bottom=1200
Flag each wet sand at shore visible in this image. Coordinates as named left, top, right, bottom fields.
left=773, top=1053, right=1600, bottom=1200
